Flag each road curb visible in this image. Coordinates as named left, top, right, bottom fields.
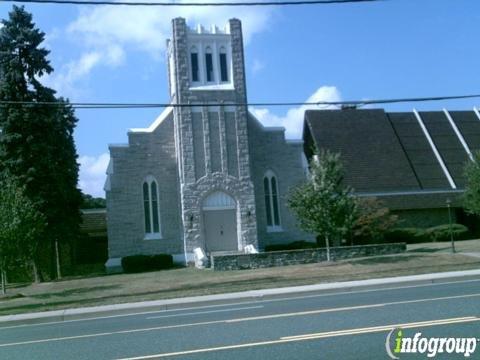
left=1, top=268, right=480, bottom=327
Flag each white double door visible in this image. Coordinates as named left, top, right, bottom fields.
left=203, top=209, right=237, bottom=252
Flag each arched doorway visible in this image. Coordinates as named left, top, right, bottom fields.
left=202, top=191, right=238, bottom=252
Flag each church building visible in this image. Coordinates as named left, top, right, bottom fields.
left=104, top=18, right=312, bottom=271
left=104, top=17, right=480, bottom=272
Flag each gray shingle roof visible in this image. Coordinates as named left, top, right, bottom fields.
left=387, top=112, right=450, bottom=190
left=303, top=108, right=480, bottom=200
left=304, top=109, right=420, bottom=192
left=419, top=111, right=470, bottom=188
left=448, top=111, right=480, bottom=152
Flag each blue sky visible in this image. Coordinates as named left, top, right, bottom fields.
left=1, top=0, right=479, bottom=197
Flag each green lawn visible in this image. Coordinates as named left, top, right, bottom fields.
left=0, top=239, right=479, bottom=316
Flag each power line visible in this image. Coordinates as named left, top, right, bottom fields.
left=0, top=94, right=479, bottom=109
left=0, top=0, right=384, bottom=6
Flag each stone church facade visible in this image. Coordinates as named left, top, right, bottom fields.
left=105, top=18, right=312, bottom=270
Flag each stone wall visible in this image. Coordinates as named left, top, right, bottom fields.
left=170, top=18, right=258, bottom=254
left=211, top=243, right=406, bottom=271
left=106, top=112, right=184, bottom=260
left=247, top=114, right=315, bottom=248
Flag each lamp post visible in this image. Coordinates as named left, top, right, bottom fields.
left=446, top=198, right=456, bottom=253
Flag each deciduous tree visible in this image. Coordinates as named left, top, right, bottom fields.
left=288, top=150, right=357, bottom=260
left=464, top=151, right=480, bottom=216
left=0, top=176, right=46, bottom=293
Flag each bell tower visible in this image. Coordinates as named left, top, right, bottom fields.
left=166, top=18, right=258, bottom=259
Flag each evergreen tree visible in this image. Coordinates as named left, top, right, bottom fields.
left=288, top=150, right=358, bottom=260
left=0, top=6, right=81, bottom=279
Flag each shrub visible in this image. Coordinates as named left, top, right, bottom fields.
left=264, top=241, right=317, bottom=252
left=384, top=228, right=428, bottom=244
left=352, top=197, right=398, bottom=245
left=121, top=254, right=173, bottom=273
left=385, top=224, right=470, bottom=244
left=425, top=224, right=469, bottom=242
left=150, top=254, right=174, bottom=269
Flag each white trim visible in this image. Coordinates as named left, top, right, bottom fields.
left=108, top=143, right=129, bottom=148
left=355, top=189, right=463, bottom=197
left=264, top=170, right=282, bottom=228
left=413, top=109, right=457, bottom=189
left=443, top=109, right=473, bottom=161
left=267, top=226, right=284, bottom=233
left=143, top=233, right=162, bottom=241
left=143, top=177, right=163, bottom=238
left=474, top=107, right=480, bottom=122
left=189, top=84, right=235, bottom=91
left=129, top=107, right=173, bottom=133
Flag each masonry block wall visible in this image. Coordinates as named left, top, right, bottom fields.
left=248, top=115, right=315, bottom=249
left=106, top=114, right=183, bottom=260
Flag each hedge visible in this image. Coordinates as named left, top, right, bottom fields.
left=121, top=254, right=174, bottom=273
left=425, top=224, right=469, bottom=242
left=385, top=224, right=469, bottom=244
left=384, top=228, right=428, bottom=244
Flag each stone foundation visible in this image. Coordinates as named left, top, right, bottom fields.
left=211, top=243, right=406, bottom=271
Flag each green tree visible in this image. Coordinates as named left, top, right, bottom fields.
left=352, top=197, right=397, bottom=245
left=464, top=151, right=480, bottom=216
left=288, top=150, right=358, bottom=260
left=0, top=176, right=46, bottom=293
left=81, top=193, right=106, bottom=209
left=0, top=6, right=81, bottom=279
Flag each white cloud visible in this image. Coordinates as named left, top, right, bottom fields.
left=78, top=153, right=110, bottom=198
left=43, top=27, right=60, bottom=51
left=68, top=2, right=271, bottom=54
left=250, top=86, right=342, bottom=139
left=252, top=59, right=265, bottom=74
left=44, top=45, right=125, bottom=98
left=53, top=0, right=274, bottom=94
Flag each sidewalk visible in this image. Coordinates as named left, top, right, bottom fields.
left=1, top=268, right=479, bottom=327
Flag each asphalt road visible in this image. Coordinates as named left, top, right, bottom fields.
left=1, top=278, right=479, bottom=359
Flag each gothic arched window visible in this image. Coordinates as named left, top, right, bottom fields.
left=190, top=46, right=199, bottom=82
left=219, top=46, right=228, bottom=82
left=205, top=46, right=214, bottom=82
left=143, top=176, right=161, bottom=237
left=264, top=170, right=281, bottom=230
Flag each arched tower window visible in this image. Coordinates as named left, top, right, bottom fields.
left=264, top=170, right=281, bottom=230
left=143, top=176, right=161, bottom=237
left=219, top=46, right=228, bottom=82
left=205, top=46, right=214, bottom=82
left=190, top=46, right=199, bottom=82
